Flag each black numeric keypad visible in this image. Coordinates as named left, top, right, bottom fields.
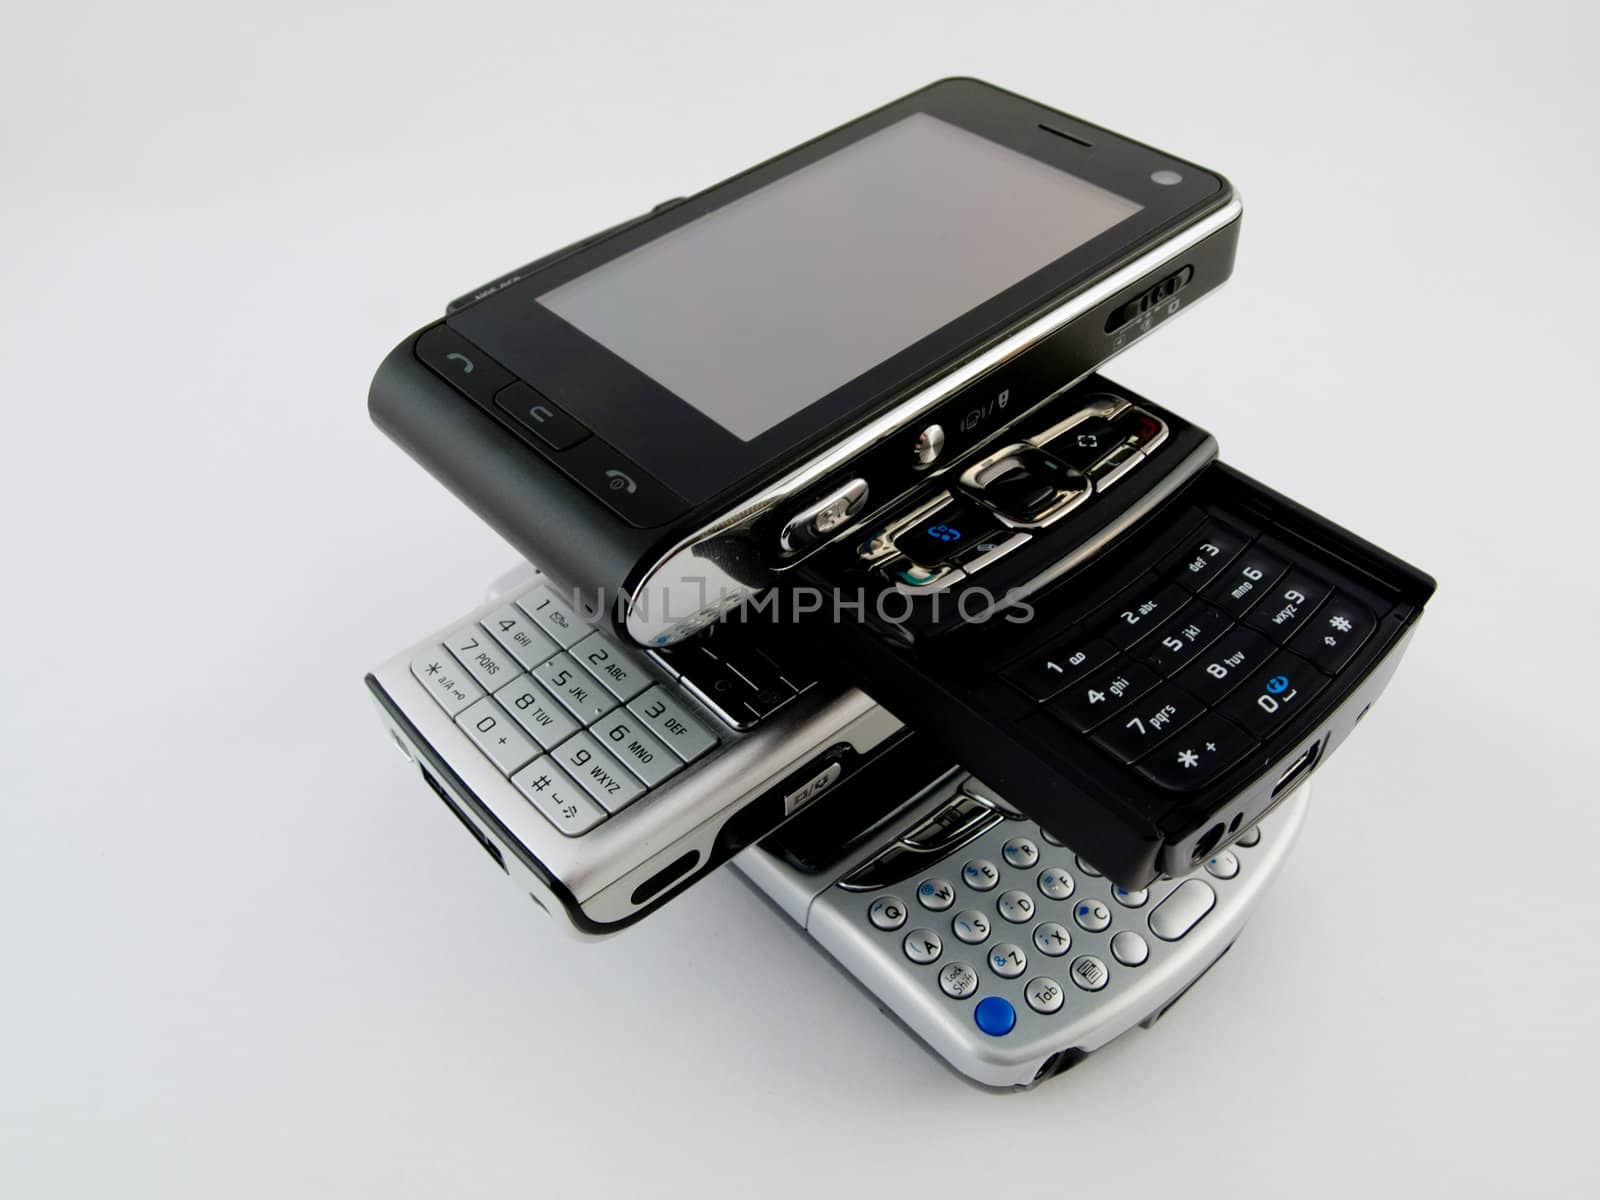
left=1001, top=505, right=1395, bottom=796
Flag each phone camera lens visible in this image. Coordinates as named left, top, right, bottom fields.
left=1150, top=169, right=1183, bottom=186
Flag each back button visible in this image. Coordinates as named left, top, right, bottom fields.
left=495, top=383, right=590, bottom=450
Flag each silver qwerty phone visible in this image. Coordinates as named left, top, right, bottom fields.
left=735, top=770, right=1308, bottom=1088
left=366, top=564, right=901, bottom=935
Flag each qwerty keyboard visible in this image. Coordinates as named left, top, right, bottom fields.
left=737, top=769, right=1310, bottom=1089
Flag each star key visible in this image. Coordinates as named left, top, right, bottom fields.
left=1132, top=712, right=1255, bottom=792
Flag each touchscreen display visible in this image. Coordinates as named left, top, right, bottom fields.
left=538, top=113, right=1141, bottom=442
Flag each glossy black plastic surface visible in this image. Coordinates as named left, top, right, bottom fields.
left=783, top=385, right=1436, bottom=887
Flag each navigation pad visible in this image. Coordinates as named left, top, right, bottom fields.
left=858, top=396, right=1170, bottom=594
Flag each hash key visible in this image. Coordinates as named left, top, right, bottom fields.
left=1288, top=590, right=1375, bottom=674
left=1049, top=660, right=1160, bottom=732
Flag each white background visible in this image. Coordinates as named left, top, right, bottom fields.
left=3, top=2, right=1597, bottom=1196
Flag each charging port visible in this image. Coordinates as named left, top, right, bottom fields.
left=1272, top=739, right=1323, bottom=799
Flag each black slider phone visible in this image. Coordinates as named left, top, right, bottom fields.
left=777, top=374, right=1435, bottom=887
left=369, top=77, right=1242, bottom=648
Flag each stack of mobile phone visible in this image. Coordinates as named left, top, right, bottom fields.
left=363, top=79, right=1433, bottom=1087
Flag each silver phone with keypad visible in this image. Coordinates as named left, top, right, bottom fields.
left=367, top=564, right=901, bottom=935
left=734, top=771, right=1309, bottom=1088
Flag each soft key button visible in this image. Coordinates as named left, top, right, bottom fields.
left=1050, top=415, right=1125, bottom=472
left=997, top=890, right=1036, bottom=924
left=952, top=910, right=991, bottom=944
left=1148, top=879, right=1216, bottom=941
left=904, top=929, right=943, bottom=964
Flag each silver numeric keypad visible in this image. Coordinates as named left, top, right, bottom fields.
left=407, top=581, right=722, bottom=839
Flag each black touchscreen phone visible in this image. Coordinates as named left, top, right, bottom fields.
left=370, top=77, right=1242, bottom=648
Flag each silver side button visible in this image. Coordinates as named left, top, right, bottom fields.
left=1147, top=879, right=1217, bottom=941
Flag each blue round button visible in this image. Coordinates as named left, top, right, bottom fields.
left=973, top=995, right=1016, bottom=1037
